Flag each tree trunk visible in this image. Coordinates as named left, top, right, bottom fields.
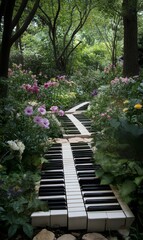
left=123, top=0, right=139, bottom=77
left=0, top=0, right=15, bottom=98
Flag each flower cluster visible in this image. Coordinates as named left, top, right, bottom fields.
left=104, top=64, right=115, bottom=74
left=24, top=105, right=50, bottom=128
left=50, top=106, right=65, bottom=116
left=44, top=81, right=59, bottom=88
left=7, top=140, right=25, bottom=155
left=21, top=80, right=39, bottom=94
left=111, top=77, right=130, bottom=85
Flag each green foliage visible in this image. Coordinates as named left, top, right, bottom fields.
left=89, top=72, right=143, bottom=231
left=0, top=171, right=47, bottom=238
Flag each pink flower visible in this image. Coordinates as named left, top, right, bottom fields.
left=44, top=81, right=58, bottom=89
left=50, top=106, right=59, bottom=113
left=58, top=110, right=65, bottom=116
left=24, top=106, right=33, bottom=116
left=38, top=106, right=46, bottom=115
left=41, top=118, right=50, bottom=128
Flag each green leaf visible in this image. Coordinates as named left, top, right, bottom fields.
left=8, top=224, right=18, bottom=238
left=23, top=223, right=33, bottom=238
left=120, top=181, right=136, bottom=197
left=134, top=176, right=143, bottom=186
left=100, top=174, right=114, bottom=185
left=109, top=119, right=120, bottom=129
left=0, top=207, right=5, bottom=212
left=96, top=168, right=104, bottom=177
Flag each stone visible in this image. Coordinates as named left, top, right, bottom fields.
left=33, top=229, right=55, bottom=240
left=82, top=233, right=108, bottom=240
left=118, top=228, right=129, bottom=237
left=57, top=234, right=77, bottom=240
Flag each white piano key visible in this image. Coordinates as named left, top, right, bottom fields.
left=87, top=212, right=106, bottom=232
left=66, top=102, right=89, bottom=113
left=68, top=206, right=85, bottom=212
left=67, top=194, right=82, bottom=200
left=38, top=195, right=65, bottom=200
left=106, top=211, right=126, bottom=230
left=68, top=211, right=87, bottom=230
left=50, top=210, right=67, bottom=228
left=31, top=211, right=50, bottom=227
left=85, top=203, right=120, bottom=208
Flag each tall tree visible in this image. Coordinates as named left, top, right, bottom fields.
left=38, top=0, right=95, bottom=72
left=122, top=0, right=139, bottom=77
left=0, top=0, right=40, bottom=97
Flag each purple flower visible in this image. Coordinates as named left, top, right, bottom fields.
left=50, top=106, right=59, bottom=113
left=91, top=89, right=98, bottom=96
left=38, top=106, right=46, bottom=115
left=58, top=110, right=65, bottom=116
left=33, top=116, right=43, bottom=124
left=41, top=118, right=50, bottom=128
left=24, top=106, right=33, bottom=116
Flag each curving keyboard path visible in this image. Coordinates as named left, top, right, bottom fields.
left=31, top=102, right=134, bottom=231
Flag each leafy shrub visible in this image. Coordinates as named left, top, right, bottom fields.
left=0, top=170, right=47, bottom=239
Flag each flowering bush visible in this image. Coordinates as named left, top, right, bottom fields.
left=88, top=73, right=143, bottom=215
left=8, top=64, right=76, bottom=109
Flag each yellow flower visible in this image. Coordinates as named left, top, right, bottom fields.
left=123, top=108, right=128, bottom=112
left=123, top=100, right=129, bottom=104
left=134, top=103, right=142, bottom=109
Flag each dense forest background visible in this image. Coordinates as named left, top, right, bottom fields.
left=1, top=0, right=143, bottom=84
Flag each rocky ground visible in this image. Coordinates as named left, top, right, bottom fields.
left=32, top=227, right=130, bottom=240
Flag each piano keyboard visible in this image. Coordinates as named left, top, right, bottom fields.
left=31, top=142, right=134, bottom=231
left=57, top=113, right=92, bottom=138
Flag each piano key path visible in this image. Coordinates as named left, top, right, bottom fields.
left=31, top=102, right=134, bottom=236
left=31, top=142, right=134, bottom=232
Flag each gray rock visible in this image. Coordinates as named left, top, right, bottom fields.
left=57, top=233, right=77, bottom=240
left=33, top=229, right=55, bottom=240
left=82, top=233, right=108, bottom=240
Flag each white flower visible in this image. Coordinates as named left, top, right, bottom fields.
left=7, top=140, right=19, bottom=151
left=7, top=140, right=25, bottom=155
left=16, top=141, right=25, bottom=154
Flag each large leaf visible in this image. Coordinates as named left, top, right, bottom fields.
left=23, top=223, right=33, bottom=238
left=100, top=174, right=114, bottom=185
left=8, top=224, right=18, bottom=238
left=120, top=180, right=136, bottom=197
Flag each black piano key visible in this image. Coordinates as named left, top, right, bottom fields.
left=39, top=190, right=66, bottom=196
left=39, top=190, right=65, bottom=195
left=74, top=159, right=92, bottom=164
left=41, top=198, right=67, bottom=209
left=41, top=174, right=64, bottom=179
left=87, top=205, right=121, bottom=211
left=44, top=154, right=62, bottom=159
left=76, top=165, right=95, bottom=170
left=40, top=179, right=64, bottom=184
left=39, top=186, right=65, bottom=191
left=77, top=173, right=95, bottom=178
left=79, top=178, right=101, bottom=184
left=85, top=199, right=118, bottom=204
left=81, top=185, right=111, bottom=191
left=41, top=164, right=63, bottom=170
left=83, top=192, right=114, bottom=197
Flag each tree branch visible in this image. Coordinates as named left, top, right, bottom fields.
left=10, top=0, right=40, bottom=46
left=11, top=0, right=28, bottom=29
